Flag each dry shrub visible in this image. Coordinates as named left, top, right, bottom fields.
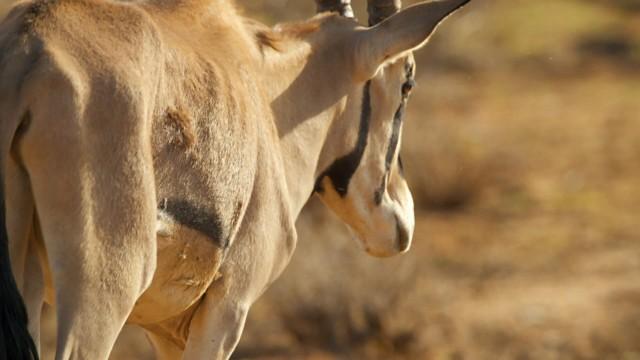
left=400, top=82, right=513, bottom=212
left=402, top=125, right=491, bottom=211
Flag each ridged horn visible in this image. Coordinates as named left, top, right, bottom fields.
left=367, top=0, right=402, bottom=25
left=315, top=0, right=354, bottom=18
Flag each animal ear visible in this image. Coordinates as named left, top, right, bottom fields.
left=352, top=0, right=470, bottom=80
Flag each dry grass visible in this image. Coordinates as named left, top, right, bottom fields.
left=1, top=0, right=639, bottom=359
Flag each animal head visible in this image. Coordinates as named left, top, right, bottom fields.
left=309, top=0, right=470, bottom=257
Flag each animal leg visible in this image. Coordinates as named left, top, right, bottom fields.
left=145, top=331, right=184, bottom=360
left=22, top=239, right=44, bottom=352
left=26, top=146, right=157, bottom=359
left=182, top=278, right=249, bottom=360
left=4, top=155, right=33, bottom=291
left=21, top=90, right=158, bottom=359
left=4, top=154, right=43, bottom=353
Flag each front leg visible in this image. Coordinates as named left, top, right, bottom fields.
left=182, top=277, right=249, bottom=360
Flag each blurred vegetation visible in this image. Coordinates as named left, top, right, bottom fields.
left=1, top=0, right=639, bottom=359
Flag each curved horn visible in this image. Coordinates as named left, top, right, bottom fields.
left=367, top=0, right=401, bottom=25
left=315, top=0, right=354, bottom=18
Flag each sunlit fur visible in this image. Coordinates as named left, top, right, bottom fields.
left=0, top=0, right=470, bottom=358
left=316, top=55, right=417, bottom=257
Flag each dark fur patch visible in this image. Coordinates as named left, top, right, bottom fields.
left=315, top=80, right=372, bottom=196
left=374, top=102, right=405, bottom=205
left=386, top=61, right=415, bottom=172
left=21, top=0, right=57, bottom=34
left=373, top=174, right=386, bottom=205
left=159, top=198, right=227, bottom=248
left=254, top=29, right=284, bottom=52
left=384, top=102, right=405, bottom=173
left=166, top=107, right=195, bottom=149
left=373, top=61, right=414, bottom=204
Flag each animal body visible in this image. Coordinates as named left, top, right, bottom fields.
left=0, top=0, right=470, bottom=358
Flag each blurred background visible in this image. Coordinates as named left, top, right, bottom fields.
left=2, top=0, right=639, bottom=358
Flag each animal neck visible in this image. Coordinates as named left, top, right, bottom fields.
left=259, top=34, right=353, bottom=216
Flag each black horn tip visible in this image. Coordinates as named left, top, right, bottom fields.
left=367, top=0, right=402, bottom=26
left=316, top=0, right=355, bottom=18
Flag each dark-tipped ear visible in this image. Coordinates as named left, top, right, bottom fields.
left=353, top=0, right=470, bottom=80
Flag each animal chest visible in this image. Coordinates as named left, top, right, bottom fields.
left=129, top=99, right=258, bottom=324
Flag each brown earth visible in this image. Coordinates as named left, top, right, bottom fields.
left=1, top=0, right=639, bottom=359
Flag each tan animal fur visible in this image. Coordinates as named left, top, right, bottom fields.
left=0, top=0, right=471, bottom=358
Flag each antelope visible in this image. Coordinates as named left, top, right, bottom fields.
left=0, top=0, right=471, bottom=358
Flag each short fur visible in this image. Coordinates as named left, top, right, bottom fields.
left=0, top=0, right=471, bottom=358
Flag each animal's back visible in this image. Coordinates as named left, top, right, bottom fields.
left=0, top=0, right=165, bottom=139
left=0, top=0, right=263, bottom=217
left=0, top=0, right=267, bottom=328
